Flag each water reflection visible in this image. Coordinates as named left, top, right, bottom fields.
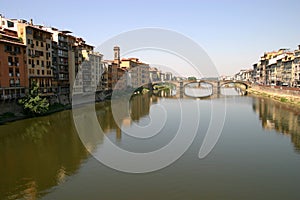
left=2, top=93, right=300, bottom=199
left=96, top=93, right=152, bottom=138
left=184, top=82, right=212, bottom=97
left=1, top=92, right=151, bottom=199
left=252, top=97, right=300, bottom=152
left=0, top=111, right=89, bottom=200
left=221, top=87, right=247, bottom=96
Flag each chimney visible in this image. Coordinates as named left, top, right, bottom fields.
left=30, top=19, right=33, bottom=25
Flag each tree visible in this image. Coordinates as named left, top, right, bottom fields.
left=188, top=76, right=197, bottom=81
left=18, top=82, right=49, bottom=116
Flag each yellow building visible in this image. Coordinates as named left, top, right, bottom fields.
left=17, top=20, right=53, bottom=96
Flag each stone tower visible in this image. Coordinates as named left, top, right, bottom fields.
left=113, top=46, right=120, bottom=65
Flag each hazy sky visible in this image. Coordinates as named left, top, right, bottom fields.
left=1, top=0, right=300, bottom=76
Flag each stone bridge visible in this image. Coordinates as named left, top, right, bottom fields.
left=151, top=80, right=251, bottom=98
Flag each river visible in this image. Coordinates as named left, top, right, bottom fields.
left=0, top=88, right=300, bottom=199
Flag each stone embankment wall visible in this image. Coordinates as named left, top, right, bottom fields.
left=0, top=101, right=22, bottom=115
left=249, top=85, right=300, bottom=106
left=250, top=85, right=300, bottom=96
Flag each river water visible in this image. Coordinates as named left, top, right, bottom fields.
left=1, top=88, right=300, bottom=199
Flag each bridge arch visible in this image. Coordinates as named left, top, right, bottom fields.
left=220, top=81, right=250, bottom=90
left=183, top=81, right=214, bottom=88
left=183, top=81, right=214, bottom=98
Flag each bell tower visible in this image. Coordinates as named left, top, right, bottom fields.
left=113, top=46, right=120, bottom=65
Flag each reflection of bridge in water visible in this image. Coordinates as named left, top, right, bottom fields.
left=151, top=80, right=251, bottom=98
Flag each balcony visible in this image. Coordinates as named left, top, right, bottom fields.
left=33, top=35, right=44, bottom=41
left=58, top=53, right=68, bottom=58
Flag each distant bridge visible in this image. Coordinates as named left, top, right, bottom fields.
left=150, top=80, right=251, bottom=98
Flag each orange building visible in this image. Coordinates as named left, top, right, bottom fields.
left=0, top=28, right=27, bottom=100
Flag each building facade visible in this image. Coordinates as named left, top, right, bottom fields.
left=120, top=57, right=150, bottom=88
left=251, top=48, right=299, bottom=87
left=43, top=27, right=74, bottom=103
left=0, top=28, right=27, bottom=100
left=17, top=20, right=53, bottom=96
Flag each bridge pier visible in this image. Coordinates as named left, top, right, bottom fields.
left=217, top=81, right=220, bottom=97
left=180, top=81, right=184, bottom=98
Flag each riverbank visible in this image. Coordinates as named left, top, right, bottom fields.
left=248, top=85, right=300, bottom=107
left=0, top=103, right=72, bottom=125
left=0, top=88, right=150, bottom=125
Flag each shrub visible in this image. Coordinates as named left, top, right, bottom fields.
left=280, top=97, right=288, bottom=102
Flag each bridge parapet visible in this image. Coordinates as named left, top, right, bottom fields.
left=150, top=80, right=251, bottom=98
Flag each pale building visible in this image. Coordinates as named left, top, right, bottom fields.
left=149, top=67, right=160, bottom=82
left=120, top=57, right=150, bottom=89
left=282, top=55, right=294, bottom=86
left=165, top=72, right=173, bottom=81
left=253, top=49, right=293, bottom=86
left=0, top=15, right=18, bottom=32
left=71, top=38, right=95, bottom=95
left=294, top=45, right=300, bottom=87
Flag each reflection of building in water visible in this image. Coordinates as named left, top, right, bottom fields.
left=252, top=98, right=300, bottom=151
left=96, top=94, right=151, bottom=138
left=0, top=111, right=89, bottom=200
left=130, top=93, right=151, bottom=121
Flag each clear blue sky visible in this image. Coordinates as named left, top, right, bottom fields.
left=1, top=0, right=300, bottom=75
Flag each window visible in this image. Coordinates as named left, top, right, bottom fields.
left=15, top=79, right=20, bottom=86
left=7, top=21, right=14, bottom=27
left=5, top=45, right=12, bottom=52
left=28, top=59, right=31, bottom=64
left=10, top=79, right=14, bottom=87
left=41, top=61, right=44, bottom=67
left=36, top=41, right=39, bottom=46
left=35, top=50, right=44, bottom=57
left=47, top=61, right=51, bottom=68
left=16, top=68, right=20, bottom=77
left=26, top=28, right=33, bottom=35
left=37, top=70, right=40, bottom=75
left=9, top=68, right=13, bottom=77
left=15, top=57, right=19, bottom=66
left=41, top=42, right=44, bottom=47
left=27, top=39, right=31, bottom=44
left=8, top=56, right=13, bottom=66
left=42, top=70, right=44, bottom=75
left=46, top=52, right=50, bottom=59
left=14, top=47, right=21, bottom=54
left=36, top=60, right=39, bottom=65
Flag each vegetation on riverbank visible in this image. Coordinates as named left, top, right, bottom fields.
left=18, top=83, right=49, bottom=116
left=0, top=86, right=149, bottom=125
left=0, top=103, right=71, bottom=125
left=248, top=87, right=300, bottom=107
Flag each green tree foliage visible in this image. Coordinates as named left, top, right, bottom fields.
left=188, top=76, right=197, bottom=81
left=18, top=82, right=49, bottom=116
